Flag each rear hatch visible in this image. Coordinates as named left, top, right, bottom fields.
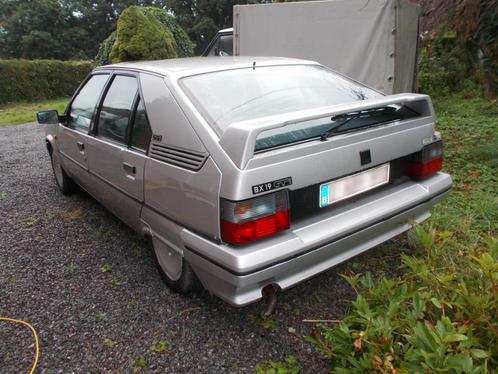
left=218, top=93, right=437, bottom=205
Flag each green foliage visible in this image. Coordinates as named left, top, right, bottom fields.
left=150, top=340, right=168, bottom=353
left=143, top=7, right=195, bottom=57
left=95, top=32, right=117, bottom=66
left=95, top=7, right=194, bottom=66
left=418, top=33, right=479, bottom=97
left=255, top=355, right=299, bottom=374
left=307, top=95, right=498, bottom=373
left=110, top=6, right=178, bottom=63
left=0, top=0, right=159, bottom=60
left=0, top=59, right=92, bottom=105
left=131, top=355, right=147, bottom=373
left=166, top=0, right=264, bottom=54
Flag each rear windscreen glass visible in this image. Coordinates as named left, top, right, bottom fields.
left=180, top=65, right=382, bottom=135
left=254, top=104, right=419, bottom=152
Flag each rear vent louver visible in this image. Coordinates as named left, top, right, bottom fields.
left=150, top=143, right=208, bottom=171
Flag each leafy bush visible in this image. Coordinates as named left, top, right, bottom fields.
left=143, top=7, right=195, bottom=58
left=109, top=6, right=177, bottom=63
left=308, top=233, right=496, bottom=373
left=95, top=32, right=117, bottom=66
left=97, top=7, right=194, bottom=65
left=0, top=59, right=93, bottom=104
left=417, top=33, right=481, bottom=97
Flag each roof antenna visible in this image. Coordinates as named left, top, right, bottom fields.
left=253, top=61, right=256, bottom=70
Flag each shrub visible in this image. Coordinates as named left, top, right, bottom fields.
left=95, top=32, right=117, bottom=66
left=143, top=7, right=195, bottom=58
left=96, top=7, right=194, bottom=66
left=109, top=6, right=177, bottom=63
left=307, top=230, right=497, bottom=372
left=0, top=59, right=93, bottom=104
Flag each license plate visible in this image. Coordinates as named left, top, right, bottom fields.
left=319, top=163, right=390, bottom=208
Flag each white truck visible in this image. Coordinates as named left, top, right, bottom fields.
left=203, top=0, right=421, bottom=94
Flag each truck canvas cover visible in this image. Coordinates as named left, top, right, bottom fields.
left=233, top=0, right=420, bottom=94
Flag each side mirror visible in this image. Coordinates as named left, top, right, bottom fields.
left=37, top=110, right=59, bottom=125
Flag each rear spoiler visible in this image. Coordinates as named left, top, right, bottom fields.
left=219, top=93, right=434, bottom=169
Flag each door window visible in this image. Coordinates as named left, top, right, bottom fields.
left=130, top=97, right=152, bottom=151
left=97, top=75, right=138, bottom=144
left=68, top=74, right=109, bottom=132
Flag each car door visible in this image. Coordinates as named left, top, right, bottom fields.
left=58, top=73, right=110, bottom=186
left=86, top=73, right=151, bottom=232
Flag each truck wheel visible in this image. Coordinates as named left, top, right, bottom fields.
left=151, top=239, right=196, bottom=294
left=51, top=153, right=74, bottom=195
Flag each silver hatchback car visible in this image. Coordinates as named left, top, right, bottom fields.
left=38, top=57, right=452, bottom=306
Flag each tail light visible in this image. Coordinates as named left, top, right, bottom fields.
left=409, top=140, right=443, bottom=179
left=220, top=190, right=290, bottom=245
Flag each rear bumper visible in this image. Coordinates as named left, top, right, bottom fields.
left=182, top=172, right=452, bottom=306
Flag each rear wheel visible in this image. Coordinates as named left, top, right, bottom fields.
left=151, top=239, right=196, bottom=294
left=50, top=152, right=74, bottom=195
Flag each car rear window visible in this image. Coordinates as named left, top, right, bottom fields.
left=180, top=65, right=382, bottom=135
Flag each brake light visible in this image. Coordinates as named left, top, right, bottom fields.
left=220, top=190, right=290, bottom=245
left=409, top=140, right=443, bottom=179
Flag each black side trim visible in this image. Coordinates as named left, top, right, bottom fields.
left=186, top=187, right=451, bottom=277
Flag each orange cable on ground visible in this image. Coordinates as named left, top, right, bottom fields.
left=0, top=317, right=39, bottom=374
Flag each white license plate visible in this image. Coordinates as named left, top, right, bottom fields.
left=319, top=163, right=390, bottom=208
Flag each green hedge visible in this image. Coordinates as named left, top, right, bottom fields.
left=0, top=59, right=94, bottom=105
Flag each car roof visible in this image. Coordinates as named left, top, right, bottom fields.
left=98, top=56, right=320, bottom=78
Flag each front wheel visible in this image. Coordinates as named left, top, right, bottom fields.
left=50, top=152, right=74, bottom=195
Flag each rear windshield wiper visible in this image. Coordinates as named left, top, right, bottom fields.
left=320, top=106, right=396, bottom=141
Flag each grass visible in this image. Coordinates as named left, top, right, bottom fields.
left=0, top=97, right=70, bottom=126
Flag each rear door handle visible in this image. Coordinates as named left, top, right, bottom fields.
left=76, top=141, right=84, bottom=151
left=123, top=162, right=136, bottom=174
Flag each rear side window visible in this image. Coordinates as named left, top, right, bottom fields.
left=130, top=97, right=152, bottom=151
left=68, top=74, right=109, bottom=132
left=97, top=75, right=138, bottom=144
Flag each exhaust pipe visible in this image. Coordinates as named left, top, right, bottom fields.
left=261, top=283, right=280, bottom=317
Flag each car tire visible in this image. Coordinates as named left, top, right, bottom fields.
left=50, top=152, right=74, bottom=195
left=151, top=240, right=197, bottom=294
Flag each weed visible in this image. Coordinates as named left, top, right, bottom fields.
left=252, top=315, right=276, bottom=330
left=131, top=356, right=146, bottom=373
left=103, top=338, right=115, bottom=349
left=110, top=276, right=121, bottom=286
left=0, top=192, right=6, bottom=200
left=255, top=355, right=299, bottom=374
left=99, top=265, right=112, bottom=273
left=66, top=263, right=77, bottom=272
left=150, top=340, right=168, bottom=353
left=22, top=216, right=41, bottom=227
left=96, top=225, right=110, bottom=241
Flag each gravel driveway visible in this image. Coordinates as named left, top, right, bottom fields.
left=0, top=123, right=366, bottom=373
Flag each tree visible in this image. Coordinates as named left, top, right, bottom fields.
left=109, top=6, right=177, bottom=63
left=455, top=0, right=497, bottom=98
left=166, top=0, right=267, bottom=54
left=96, top=7, right=194, bottom=65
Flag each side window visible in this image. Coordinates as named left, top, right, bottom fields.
left=97, top=75, right=138, bottom=144
left=218, top=35, right=233, bottom=56
left=68, top=74, right=109, bottom=132
left=130, top=97, right=152, bottom=151
left=208, top=35, right=233, bottom=56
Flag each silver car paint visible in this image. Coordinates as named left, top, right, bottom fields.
left=46, top=57, right=452, bottom=306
